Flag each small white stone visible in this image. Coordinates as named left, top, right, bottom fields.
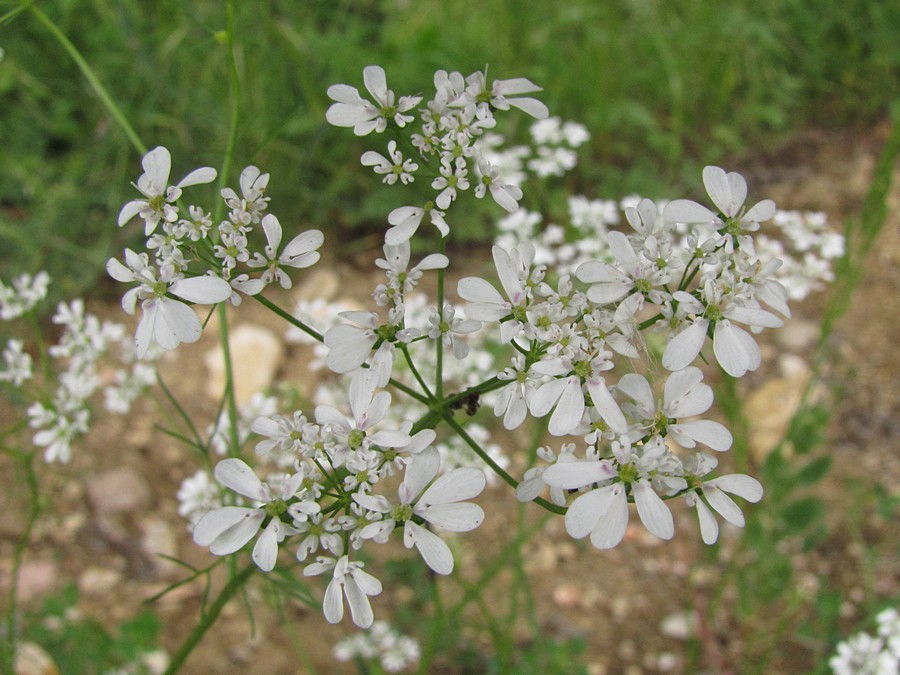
left=204, top=324, right=283, bottom=406
left=87, top=467, right=151, bottom=515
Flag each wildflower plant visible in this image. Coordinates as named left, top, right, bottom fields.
left=2, top=45, right=850, bottom=670
left=96, top=62, right=849, bottom=645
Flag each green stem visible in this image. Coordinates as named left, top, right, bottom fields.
left=163, top=563, right=256, bottom=674
left=215, top=0, right=242, bottom=207
left=216, top=304, right=241, bottom=456
left=27, top=4, right=145, bottom=155
left=213, top=1, right=242, bottom=458
left=2, top=449, right=41, bottom=673
left=252, top=293, right=323, bottom=342
left=435, top=237, right=446, bottom=400
left=441, top=413, right=566, bottom=515
left=399, top=343, right=434, bottom=400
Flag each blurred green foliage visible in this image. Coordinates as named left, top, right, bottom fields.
left=23, top=584, right=162, bottom=674
left=1, top=0, right=898, bottom=294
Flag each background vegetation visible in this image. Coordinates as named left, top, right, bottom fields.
left=1, top=0, right=899, bottom=294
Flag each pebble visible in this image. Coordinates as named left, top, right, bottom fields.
left=660, top=610, right=696, bottom=640
left=13, top=642, right=59, bottom=675
left=86, top=467, right=152, bottom=515
left=140, top=517, right=179, bottom=578
left=204, top=324, right=284, bottom=406
left=77, top=566, right=123, bottom=598
left=4, top=559, right=59, bottom=602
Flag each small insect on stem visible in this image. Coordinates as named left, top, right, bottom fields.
left=448, top=391, right=481, bottom=416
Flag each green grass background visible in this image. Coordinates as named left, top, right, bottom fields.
left=1, top=0, right=898, bottom=295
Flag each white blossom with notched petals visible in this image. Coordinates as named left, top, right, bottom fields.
left=118, top=146, right=216, bottom=235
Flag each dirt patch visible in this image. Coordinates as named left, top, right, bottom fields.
left=3, top=123, right=899, bottom=674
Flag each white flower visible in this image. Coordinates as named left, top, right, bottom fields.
left=305, top=555, right=383, bottom=628
left=118, top=146, right=217, bottom=235
left=221, top=165, right=270, bottom=225
left=682, top=453, right=763, bottom=545
left=0, top=271, right=50, bottom=320
left=0, top=339, right=32, bottom=386
left=617, top=367, right=733, bottom=452
left=375, top=241, right=448, bottom=303
left=662, top=288, right=784, bottom=378
left=457, top=243, right=535, bottom=343
left=664, top=165, right=775, bottom=253
left=385, top=203, right=449, bottom=244
left=314, top=370, right=411, bottom=459
left=460, top=71, right=549, bottom=119
left=474, top=156, right=523, bottom=212
left=543, top=442, right=676, bottom=548
left=354, top=447, right=486, bottom=575
left=431, top=157, right=470, bottom=209
left=192, top=458, right=318, bottom=571
left=106, top=250, right=232, bottom=358
left=243, top=214, right=324, bottom=292
left=494, top=355, right=543, bottom=430
left=326, top=65, right=422, bottom=136
left=176, top=469, right=221, bottom=529
left=427, top=304, right=481, bottom=360
left=361, top=140, right=418, bottom=185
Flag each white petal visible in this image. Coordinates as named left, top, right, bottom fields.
left=703, top=486, right=745, bottom=527
left=713, top=321, right=758, bottom=377
left=118, top=200, right=145, bottom=227
left=324, top=325, right=376, bottom=373
left=662, top=320, right=708, bottom=371
left=106, top=256, right=135, bottom=283
left=663, top=367, right=711, bottom=417
left=708, top=474, right=763, bottom=502
left=633, top=481, right=674, bottom=540
left=492, top=246, right=524, bottom=304
left=743, top=199, right=775, bottom=223
left=405, top=522, right=454, bottom=575
left=170, top=275, right=233, bottom=304
left=587, top=377, right=628, bottom=434
left=416, top=502, right=484, bottom=532
left=575, top=261, right=628, bottom=284
left=141, top=147, right=171, bottom=193
left=260, top=214, right=283, bottom=253
left=362, top=65, right=388, bottom=100
left=528, top=377, right=567, bottom=417
left=547, top=377, right=584, bottom=436
left=586, top=281, right=634, bottom=305
left=138, top=298, right=202, bottom=354
left=176, top=166, right=217, bottom=188
left=694, top=497, right=720, bottom=545
left=457, top=277, right=509, bottom=310
left=616, top=373, right=655, bottom=416
left=419, top=467, right=486, bottom=506
left=589, top=484, right=629, bottom=549
left=664, top=199, right=718, bottom=225
left=670, top=420, right=733, bottom=452
left=252, top=519, right=280, bottom=571
left=564, top=487, right=611, bottom=539
left=400, top=447, right=441, bottom=503
left=322, top=578, right=344, bottom=623
left=703, top=166, right=740, bottom=217
left=209, top=510, right=265, bottom=555
left=344, top=576, right=375, bottom=628
left=282, top=230, right=324, bottom=264
left=507, top=97, right=549, bottom=119
left=724, top=306, right=783, bottom=329
left=193, top=506, right=254, bottom=546
left=543, top=460, right=616, bottom=490
left=353, top=493, right=392, bottom=514
left=215, top=458, right=266, bottom=500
